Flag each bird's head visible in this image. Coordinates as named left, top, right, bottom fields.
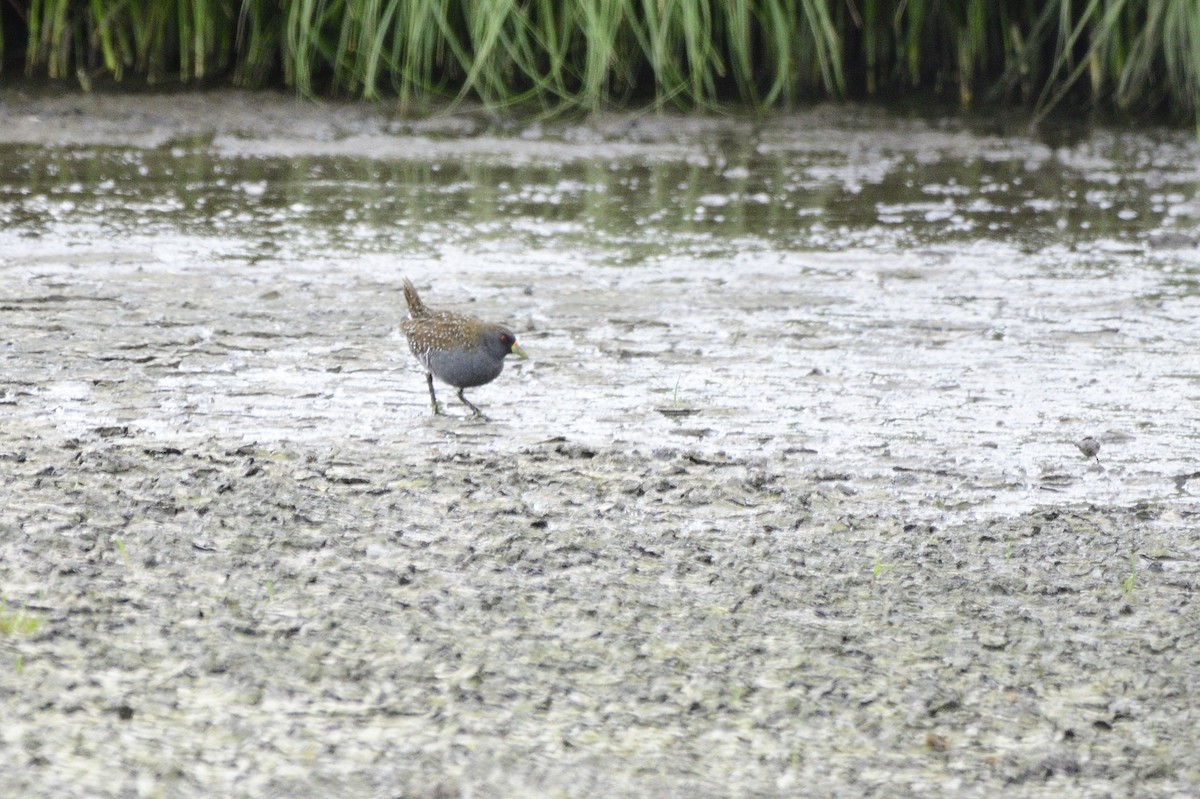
left=488, top=328, right=527, bottom=361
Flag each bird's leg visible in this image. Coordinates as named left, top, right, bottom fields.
left=456, top=388, right=486, bottom=419
left=425, top=373, right=444, bottom=415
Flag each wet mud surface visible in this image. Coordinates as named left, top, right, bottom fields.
left=2, top=89, right=1200, bottom=797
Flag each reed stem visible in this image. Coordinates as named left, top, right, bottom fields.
left=2, top=1, right=1196, bottom=119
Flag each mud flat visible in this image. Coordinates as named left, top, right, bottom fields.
left=1, top=89, right=1199, bottom=797
left=2, top=431, right=1197, bottom=798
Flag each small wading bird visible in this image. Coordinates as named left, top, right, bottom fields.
left=400, top=278, right=527, bottom=418
left=1075, top=436, right=1101, bottom=460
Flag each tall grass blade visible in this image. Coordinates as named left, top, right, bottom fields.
left=5, top=0, right=1200, bottom=121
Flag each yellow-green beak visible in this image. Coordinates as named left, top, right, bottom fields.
left=512, top=342, right=528, bottom=359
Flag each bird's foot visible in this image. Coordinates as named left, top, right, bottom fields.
left=457, top=389, right=489, bottom=420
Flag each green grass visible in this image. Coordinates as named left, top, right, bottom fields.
left=3, top=1, right=1199, bottom=119
left=114, top=536, right=130, bottom=568
left=870, top=555, right=897, bottom=586
left=1121, top=547, right=1137, bottom=595
left=0, top=603, right=43, bottom=637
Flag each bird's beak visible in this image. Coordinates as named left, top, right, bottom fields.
left=511, top=342, right=528, bottom=359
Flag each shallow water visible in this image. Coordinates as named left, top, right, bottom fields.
left=3, top=93, right=1198, bottom=519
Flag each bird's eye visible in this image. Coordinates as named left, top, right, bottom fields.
left=500, top=333, right=512, bottom=346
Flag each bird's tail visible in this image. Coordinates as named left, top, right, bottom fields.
left=402, top=278, right=429, bottom=318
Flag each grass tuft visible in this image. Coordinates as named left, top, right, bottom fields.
left=1120, top=548, right=1137, bottom=595
left=0, top=603, right=43, bottom=637
left=2, top=1, right=1198, bottom=119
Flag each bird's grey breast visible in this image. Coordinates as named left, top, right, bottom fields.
left=427, top=346, right=506, bottom=388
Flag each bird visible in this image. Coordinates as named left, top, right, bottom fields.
left=1075, top=436, right=1101, bottom=460
left=400, top=278, right=527, bottom=418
